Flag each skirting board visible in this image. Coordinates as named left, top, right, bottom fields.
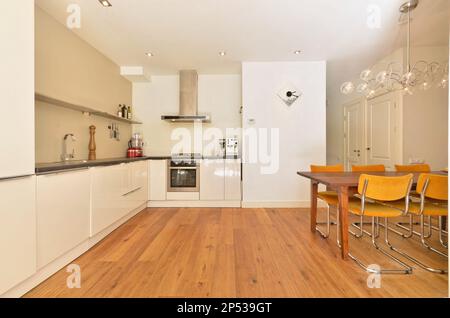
left=1, top=203, right=147, bottom=298
left=241, top=200, right=327, bottom=208
left=148, top=201, right=242, bottom=208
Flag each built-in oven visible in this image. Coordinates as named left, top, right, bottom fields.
left=167, top=159, right=200, bottom=192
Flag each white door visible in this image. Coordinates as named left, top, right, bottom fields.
left=366, top=92, right=401, bottom=170
left=344, top=99, right=364, bottom=170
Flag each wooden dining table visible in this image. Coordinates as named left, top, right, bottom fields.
left=296, top=171, right=446, bottom=260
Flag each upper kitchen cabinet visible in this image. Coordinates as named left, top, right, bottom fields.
left=0, top=2, right=35, bottom=179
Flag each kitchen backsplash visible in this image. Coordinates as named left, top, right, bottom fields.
left=35, top=101, right=132, bottom=163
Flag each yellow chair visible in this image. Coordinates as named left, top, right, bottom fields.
left=395, top=164, right=431, bottom=173
left=310, top=164, right=344, bottom=238
left=346, top=174, right=414, bottom=274
left=388, top=174, right=448, bottom=274
left=352, top=165, right=386, bottom=172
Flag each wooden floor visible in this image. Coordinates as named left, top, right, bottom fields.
left=25, top=208, right=448, bottom=298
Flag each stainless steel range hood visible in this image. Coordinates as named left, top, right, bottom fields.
left=161, top=70, right=211, bottom=123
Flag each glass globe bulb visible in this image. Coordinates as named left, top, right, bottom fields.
left=357, top=83, right=369, bottom=93
left=360, top=69, right=372, bottom=81
left=340, top=82, right=355, bottom=95
left=366, top=90, right=376, bottom=99
left=376, top=71, right=388, bottom=84
left=401, top=72, right=416, bottom=85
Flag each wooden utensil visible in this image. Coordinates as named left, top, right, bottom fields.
left=89, top=125, right=96, bottom=160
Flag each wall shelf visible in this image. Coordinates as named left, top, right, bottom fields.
left=35, top=93, right=143, bottom=125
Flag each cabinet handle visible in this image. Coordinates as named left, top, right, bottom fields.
left=122, top=187, right=142, bottom=197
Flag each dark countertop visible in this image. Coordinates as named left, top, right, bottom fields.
left=35, top=155, right=241, bottom=174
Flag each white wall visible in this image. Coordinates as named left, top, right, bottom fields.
left=241, top=61, right=327, bottom=207
left=132, top=74, right=242, bottom=155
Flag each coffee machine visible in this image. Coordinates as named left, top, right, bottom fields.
left=127, top=133, right=145, bottom=158
left=225, top=137, right=239, bottom=157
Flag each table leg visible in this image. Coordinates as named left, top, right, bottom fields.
left=310, top=181, right=318, bottom=233
left=338, top=186, right=349, bottom=260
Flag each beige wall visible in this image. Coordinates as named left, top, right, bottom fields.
left=35, top=6, right=132, bottom=163
left=132, top=74, right=242, bottom=156
left=327, top=46, right=449, bottom=170
left=403, top=46, right=449, bottom=169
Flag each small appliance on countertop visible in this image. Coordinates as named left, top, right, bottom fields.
left=127, top=133, right=145, bottom=158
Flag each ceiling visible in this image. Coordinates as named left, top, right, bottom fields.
left=36, top=0, right=448, bottom=90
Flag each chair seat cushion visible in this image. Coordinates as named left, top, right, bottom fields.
left=348, top=201, right=404, bottom=218
left=386, top=200, right=448, bottom=216
left=317, top=191, right=339, bottom=206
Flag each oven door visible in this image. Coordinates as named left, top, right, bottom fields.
left=167, top=166, right=200, bottom=192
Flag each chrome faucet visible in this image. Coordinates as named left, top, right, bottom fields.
left=61, top=133, right=77, bottom=161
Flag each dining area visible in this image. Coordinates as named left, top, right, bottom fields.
left=298, top=164, right=448, bottom=276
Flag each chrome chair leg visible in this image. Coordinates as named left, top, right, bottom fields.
left=339, top=215, right=412, bottom=274
left=419, top=215, right=448, bottom=258
left=439, top=216, right=448, bottom=248
left=396, top=214, right=433, bottom=238
left=389, top=217, right=448, bottom=274
left=316, top=205, right=331, bottom=238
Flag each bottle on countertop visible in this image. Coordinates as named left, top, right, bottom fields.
left=117, top=105, right=123, bottom=118
left=122, top=104, right=128, bottom=118
left=127, top=106, right=132, bottom=120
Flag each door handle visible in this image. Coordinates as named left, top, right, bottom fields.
left=366, top=147, right=371, bottom=151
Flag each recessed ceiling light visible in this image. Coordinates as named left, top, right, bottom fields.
left=98, top=0, right=112, bottom=7
left=294, top=50, right=302, bottom=55
left=145, top=52, right=154, bottom=57
left=219, top=51, right=227, bottom=57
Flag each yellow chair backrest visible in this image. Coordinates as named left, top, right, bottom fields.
left=358, top=174, right=413, bottom=201
left=416, top=174, right=448, bottom=201
left=395, top=164, right=431, bottom=173
left=352, top=165, right=386, bottom=172
left=310, top=164, right=344, bottom=173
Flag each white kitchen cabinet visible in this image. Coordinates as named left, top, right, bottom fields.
left=125, top=161, right=148, bottom=211
left=225, top=159, right=242, bottom=201
left=91, top=164, right=129, bottom=236
left=36, top=169, right=90, bottom=268
left=0, top=2, right=35, bottom=179
left=200, top=159, right=226, bottom=201
left=149, top=160, right=167, bottom=201
left=0, top=176, right=36, bottom=295
left=200, top=159, right=242, bottom=201
left=91, top=162, right=149, bottom=236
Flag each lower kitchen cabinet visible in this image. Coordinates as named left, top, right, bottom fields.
left=92, top=161, right=148, bottom=236
left=91, top=164, right=129, bottom=236
left=200, top=159, right=225, bottom=201
left=200, top=159, right=242, bottom=201
left=36, top=169, right=90, bottom=268
left=149, top=160, right=167, bottom=201
left=224, top=159, right=242, bottom=201
left=0, top=176, right=36, bottom=295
